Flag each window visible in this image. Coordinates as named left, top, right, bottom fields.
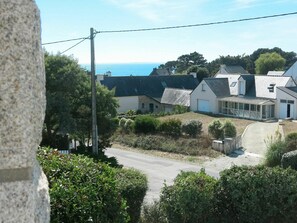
left=161, top=81, right=167, bottom=88
left=239, top=103, right=243, bottom=110
left=268, top=84, right=276, bottom=93
left=251, top=104, right=256, bottom=111
left=230, top=82, right=237, bottom=87
left=244, top=104, right=249, bottom=111
left=142, top=103, right=145, bottom=109
left=288, top=100, right=295, bottom=104
left=202, top=84, right=206, bottom=91
left=280, top=99, right=287, bottom=103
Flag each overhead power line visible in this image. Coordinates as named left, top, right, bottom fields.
left=96, top=11, right=297, bottom=34
left=41, top=11, right=297, bottom=54
left=59, top=37, right=89, bottom=54
left=42, top=36, right=89, bottom=45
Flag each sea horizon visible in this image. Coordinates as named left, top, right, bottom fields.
left=81, top=63, right=162, bottom=76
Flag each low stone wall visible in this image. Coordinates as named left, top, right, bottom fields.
left=212, top=135, right=242, bottom=155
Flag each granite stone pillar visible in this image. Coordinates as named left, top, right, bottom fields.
left=0, top=0, right=50, bottom=222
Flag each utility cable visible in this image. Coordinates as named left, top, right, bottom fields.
left=42, top=36, right=89, bottom=45
left=59, top=37, right=89, bottom=54
left=96, top=11, right=297, bottom=34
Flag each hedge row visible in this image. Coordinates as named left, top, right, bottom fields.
left=142, top=166, right=297, bottom=223
left=38, top=148, right=147, bottom=223
left=120, top=116, right=203, bottom=138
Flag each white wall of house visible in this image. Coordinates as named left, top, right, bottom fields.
left=276, top=89, right=297, bottom=119
left=190, top=81, right=218, bottom=113
left=116, top=96, right=139, bottom=113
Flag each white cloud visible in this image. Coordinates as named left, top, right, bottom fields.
left=108, top=0, right=206, bottom=22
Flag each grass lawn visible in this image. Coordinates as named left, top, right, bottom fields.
left=158, top=112, right=255, bottom=135
left=281, top=120, right=297, bottom=136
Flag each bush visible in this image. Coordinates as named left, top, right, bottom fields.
left=265, top=138, right=286, bottom=167
left=181, top=120, right=202, bottom=137
left=37, top=148, right=129, bottom=223
left=124, top=119, right=134, bottom=132
left=115, top=168, right=148, bottom=223
left=281, top=150, right=297, bottom=170
left=119, top=117, right=128, bottom=129
left=140, top=201, right=167, bottom=223
left=285, top=132, right=297, bottom=152
left=208, top=119, right=224, bottom=139
left=160, top=170, right=217, bottom=223
left=134, top=115, right=160, bottom=134
left=215, top=166, right=297, bottom=223
left=173, top=105, right=188, bottom=114
left=158, top=118, right=182, bottom=137
left=223, top=120, right=237, bottom=138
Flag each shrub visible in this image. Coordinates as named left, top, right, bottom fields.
left=208, top=119, right=224, bottom=139
left=173, top=105, right=188, bottom=114
left=181, top=120, right=202, bottom=137
left=158, top=118, right=182, bottom=137
left=285, top=132, right=297, bottom=152
left=37, top=148, right=129, bottom=223
left=140, top=201, right=167, bottom=223
left=124, top=119, right=134, bottom=132
left=265, top=130, right=287, bottom=167
left=126, top=109, right=137, bottom=116
left=134, top=115, right=160, bottom=134
left=223, top=120, right=237, bottom=138
left=115, top=168, right=148, bottom=223
left=119, top=117, right=128, bottom=129
left=160, top=170, right=217, bottom=223
left=215, top=166, right=297, bottom=223
left=281, top=150, right=297, bottom=170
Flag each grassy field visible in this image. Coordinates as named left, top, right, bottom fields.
left=158, top=112, right=254, bottom=135
left=281, top=120, right=297, bottom=136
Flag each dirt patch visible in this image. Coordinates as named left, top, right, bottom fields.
left=281, top=120, right=297, bottom=136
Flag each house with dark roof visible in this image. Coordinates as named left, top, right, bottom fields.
left=149, top=68, right=172, bottom=76
left=101, top=75, right=198, bottom=113
left=161, top=88, right=192, bottom=112
left=190, top=74, right=297, bottom=120
left=216, top=64, right=249, bottom=75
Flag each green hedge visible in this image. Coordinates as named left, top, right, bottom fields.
left=281, top=150, right=297, bottom=170
left=160, top=170, right=217, bottom=223
left=158, top=118, right=182, bottom=137
left=115, top=168, right=148, bottom=223
left=215, top=166, right=297, bottom=223
left=134, top=115, right=160, bottom=134
left=37, top=148, right=129, bottom=223
left=181, top=120, right=202, bottom=137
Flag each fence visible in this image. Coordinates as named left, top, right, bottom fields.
left=212, top=135, right=242, bottom=155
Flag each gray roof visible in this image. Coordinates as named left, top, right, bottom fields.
left=217, top=65, right=249, bottom=75
left=277, top=86, right=297, bottom=99
left=219, top=96, right=275, bottom=105
left=204, top=78, right=230, bottom=97
left=284, top=61, right=297, bottom=77
left=101, top=75, right=199, bottom=98
left=149, top=68, right=172, bottom=76
left=161, top=88, right=192, bottom=107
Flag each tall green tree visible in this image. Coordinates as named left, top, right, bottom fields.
left=43, top=52, right=118, bottom=150
left=255, top=52, right=286, bottom=74
left=186, top=66, right=210, bottom=82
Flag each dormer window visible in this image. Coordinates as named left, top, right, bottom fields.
left=268, top=84, right=276, bottom=93
left=239, top=80, right=245, bottom=95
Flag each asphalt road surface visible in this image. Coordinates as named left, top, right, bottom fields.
left=106, top=147, right=219, bottom=203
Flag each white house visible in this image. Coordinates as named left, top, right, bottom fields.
left=190, top=74, right=297, bottom=120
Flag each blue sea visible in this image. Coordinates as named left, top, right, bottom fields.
left=81, top=63, right=161, bottom=76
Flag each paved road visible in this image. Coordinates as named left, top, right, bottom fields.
left=105, top=147, right=219, bottom=203
left=106, top=121, right=281, bottom=203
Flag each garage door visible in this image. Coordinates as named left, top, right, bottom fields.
left=198, top=99, right=210, bottom=112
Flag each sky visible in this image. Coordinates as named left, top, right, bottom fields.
left=35, top=0, right=297, bottom=65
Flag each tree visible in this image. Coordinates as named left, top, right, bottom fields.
left=176, top=51, right=207, bottom=74
left=255, top=52, right=286, bottom=74
left=42, top=52, right=118, bottom=151
left=186, top=66, right=210, bottom=82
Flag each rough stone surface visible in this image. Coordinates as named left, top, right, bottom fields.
left=0, top=0, right=50, bottom=222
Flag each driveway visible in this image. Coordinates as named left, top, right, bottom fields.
left=106, top=121, right=281, bottom=203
